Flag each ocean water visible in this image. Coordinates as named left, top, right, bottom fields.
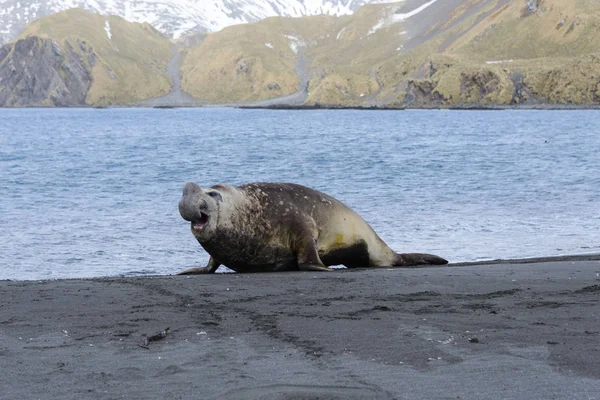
left=0, top=108, right=599, bottom=280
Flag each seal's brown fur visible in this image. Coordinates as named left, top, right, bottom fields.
left=178, top=182, right=447, bottom=274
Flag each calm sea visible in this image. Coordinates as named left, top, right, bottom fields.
left=1, top=108, right=599, bottom=280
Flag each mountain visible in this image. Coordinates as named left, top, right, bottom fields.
left=180, top=0, right=600, bottom=107
left=0, top=0, right=389, bottom=42
left=0, top=9, right=172, bottom=106
left=2, top=0, right=600, bottom=107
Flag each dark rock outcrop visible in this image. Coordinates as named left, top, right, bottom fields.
left=403, top=80, right=446, bottom=108
left=523, top=0, right=541, bottom=16
left=0, top=36, right=93, bottom=107
left=459, top=70, right=502, bottom=103
left=510, top=72, right=538, bottom=104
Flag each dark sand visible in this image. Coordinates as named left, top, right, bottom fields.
left=1, top=256, right=599, bottom=399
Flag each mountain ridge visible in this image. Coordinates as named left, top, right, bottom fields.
left=2, top=0, right=600, bottom=108
left=0, top=9, right=173, bottom=106
left=0, top=0, right=389, bottom=42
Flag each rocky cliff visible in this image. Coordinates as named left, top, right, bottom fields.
left=0, top=36, right=92, bottom=106
left=0, top=9, right=174, bottom=107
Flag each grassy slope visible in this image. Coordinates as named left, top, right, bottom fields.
left=21, top=9, right=173, bottom=105
left=180, top=0, right=600, bottom=106
left=350, top=0, right=600, bottom=106
left=444, top=0, right=600, bottom=104
left=303, top=4, right=400, bottom=105
left=12, top=1, right=600, bottom=106
left=181, top=15, right=338, bottom=103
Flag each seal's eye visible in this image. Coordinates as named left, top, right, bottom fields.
left=207, top=191, right=222, bottom=202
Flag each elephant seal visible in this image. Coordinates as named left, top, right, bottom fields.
left=178, top=182, right=447, bottom=274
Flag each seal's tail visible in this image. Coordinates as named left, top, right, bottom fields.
left=395, top=253, right=448, bottom=267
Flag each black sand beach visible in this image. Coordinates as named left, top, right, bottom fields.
left=1, top=256, right=600, bottom=399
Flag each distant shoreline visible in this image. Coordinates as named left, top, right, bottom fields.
left=238, top=103, right=600, bottom=111
left=2, top=103, right=600, bottom=110
left=448, top=253, right=600, bottom=267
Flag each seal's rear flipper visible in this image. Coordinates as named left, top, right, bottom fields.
left=177, top=267, right=212, bottom=275
left=395, top=253, right=448, bottom=267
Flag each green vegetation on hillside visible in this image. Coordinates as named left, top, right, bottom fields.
left=21, top=9, right=173, bottom=105
left=4, top=0, right=600, bottom=107
left=179, top=0, right=600, bottom=107
left=181, top=15, right=338, bottom=103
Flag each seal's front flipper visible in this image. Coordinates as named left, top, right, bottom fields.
left=395, top=253, right=448, bottom=267
left=299, top=263, right=333, bottom=272
left=295, top=229, right=332, bottom=272
left=177, top=256, right=221, bottom=275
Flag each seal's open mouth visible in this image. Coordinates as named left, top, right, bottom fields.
left=192, top=213, right=209, bottom=231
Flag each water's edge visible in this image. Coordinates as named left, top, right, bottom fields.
left=0, top=254, right=597, bottom=282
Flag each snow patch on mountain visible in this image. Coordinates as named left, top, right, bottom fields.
left=284, top=34, right=304, bottom=54
left=0, top=0, right=392, bottom=41
left=104, top=20, right=112, bottom=39
left=392, top=0, right=438, bottom=22
left=368, top=0, right=438, bottom=36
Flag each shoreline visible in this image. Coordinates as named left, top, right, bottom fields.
left=2, top=254, right=599, bottom=282
left=2, top=103, right=600, bottom=110
left=450, top=253, right=600, bottom=266
left=237, top=103, right=600, bottom=111
left=1, top=255, right=599, bottom=399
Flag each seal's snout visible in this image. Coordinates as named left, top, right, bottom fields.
left=179, top=182, right=214, bottom=235
left=178, top=198, right=192, bottom=222
left=179, top=182, right=203, bottom=222
left=182, top=181, right=202, bottom=196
